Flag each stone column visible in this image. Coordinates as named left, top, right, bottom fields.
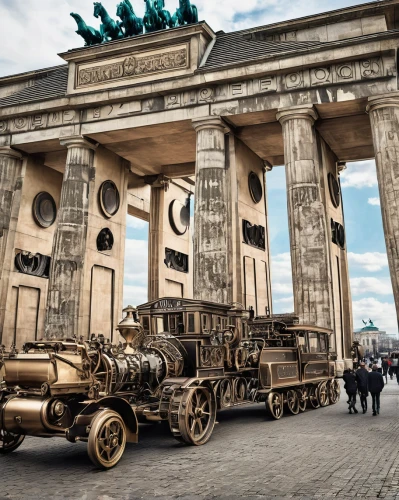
left=367, top=95, right=399, bottom=328
left=0, top=147, right=24, bottom=344
left=45, top=137, right=96, bottom=339
left=277, top=105, right=332, bottom=328
left=192, top=117, right=231, bottom=304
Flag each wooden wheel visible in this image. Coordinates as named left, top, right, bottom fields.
left=266, top=392, right=284, bottom=420
left=218, top=379, right=232, bottom=408
left=297, top=388, right=307, bottom=412
left=88, top=410, right=127, bottom=469
left=286, top=389, right=300, bottom=415
left=172, top=387, right=216, bottom=446
left=328, top=379, right=340, bottom=404
left=308, top=385, right=320, bottom=409
left=0, top=428, right=25, bottom=454
left=318, top=381, right=329, bottom=407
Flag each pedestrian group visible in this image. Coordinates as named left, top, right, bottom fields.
left=342, top=361, right=385, bottom=416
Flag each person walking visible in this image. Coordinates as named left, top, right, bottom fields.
left=355, top=362, right=369, bottom=413
left=368, top=364, right=385, bottom=416
left=343, top=369, right=358, bottom=414
left=382, top=357, right=389, bottom=384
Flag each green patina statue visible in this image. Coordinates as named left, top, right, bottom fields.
left=117, top=0, right=144, bottom=37
left=70, top=12, right=103, bottom=46
left=93, top=2, right=124, bottom=41
left=71, top=0, right=199, bottom=46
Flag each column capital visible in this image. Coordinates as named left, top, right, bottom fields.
left=192, top=116, right=230, bottom=134
left=367, top=94, right=399, bottom=113
left=276, top=104, right=318, bottom=125
left=60, top=135, right=98, bottom=150
left=0, top=146, right=23, bottom=161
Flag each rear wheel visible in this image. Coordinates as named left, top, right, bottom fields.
left=170, top=387, right=216, bottom=446
left=266, top=392, right=283, bottom=420
left=308, top=385, right=320, bottom=409
left=286, top=389, right=300, bottom=415
left=0, top=429, right=25, bottom=454
left=87, top=410, right=127, bottom=469
left=297, top=388, right=307, bottom=412
left=328, top=379, right=340, bottom=404
left=318, top=381, right=329, bottom=407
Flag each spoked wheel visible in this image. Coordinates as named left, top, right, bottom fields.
left=318, top=381, right=329, bottom=407
left=308, top=386, right=320, bottom=409
left=0, top=428, right=25, bottom=454
left=171, top=387, right=216, bottom=446
left=218, top=379, right=232, bottom=409
left=286, top=389, right=300, bottom=415
left=266, top=392, right=284, bottom=420
left=328, top=379, right=340, bottom=404
left=297, top=388, right=307, bottom=412
left=88, top=410, right=127, bottom=469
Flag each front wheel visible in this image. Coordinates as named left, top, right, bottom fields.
left=328, top=379, right=340, bottom=404
left=266, top=392, right=284, bottom=420
left=87, top=410, right=127, bottom=469
left=0, top=429, right=25, bottom=454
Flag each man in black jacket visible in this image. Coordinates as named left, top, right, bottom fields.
left=368, top=364, right=385, bottom=416
left=343, top=369, right=358, bottom=414
left=355, top=362, right=369, bottom=413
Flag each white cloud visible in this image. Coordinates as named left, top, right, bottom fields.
left=270, top=252, right=293, bottom=295
left=368, top=197, right=380, bottom=206
left=126, top=215, right=148, bottom=230
left=124, top=238, right=148, bottom=301
left=348, top=252, right=388, bottom=273
left=0, top=0, right=366, bottom=77
left=340, top=160, right=377, bottom=189
left=352, top=298, right=398, bottom=336
left=350, top=277, right=392, bottom=297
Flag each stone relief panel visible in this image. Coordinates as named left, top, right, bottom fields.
left=76, top=44, right=189, bottom=89
left=164, top=248, right=189, bottom=273
left=15, top=250, right=51, bottom=278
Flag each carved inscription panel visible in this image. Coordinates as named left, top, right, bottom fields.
left=76, top=44, right=189, bottom=89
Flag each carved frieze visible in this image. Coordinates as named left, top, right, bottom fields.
left=76, top=44, right=189, bottom=88
left=164, top=248, right=189, bottom=273
left=243, top=220, right=266, bottom=250
left=331, top=219, right=345, bottom=249
left=15, top=250, right=51, bottom=278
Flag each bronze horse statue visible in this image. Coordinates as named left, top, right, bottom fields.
left=173, top=0, right=198, bottom=25
left=143, top=0, right=173, bottom=32
left=117, top=0, right=144, bottom=37
left=70, top=12, right=102, bottom=46
left=93, top=2, right=123, bottom=41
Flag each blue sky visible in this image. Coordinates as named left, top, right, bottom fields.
left=1, top=0, right=396, bottom=335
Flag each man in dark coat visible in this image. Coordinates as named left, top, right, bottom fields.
left=382, top=357, right=389, bottom=383
left=355, top=362, right=369, bottom=413
left=343, top=369, right=358, bottom=414
left=368, top=364, right=385, bottom=416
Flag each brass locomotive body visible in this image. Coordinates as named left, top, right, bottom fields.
left=0, top=298, right=340, bottom=469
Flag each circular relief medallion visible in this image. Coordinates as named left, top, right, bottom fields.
left=328, top=173, right=341, bottom=208
left=97, top=228, right=114, bottom=252
left=32, top=192, right=57, bottom=228
left=99, top=180, right=120, bottom=218
left=248, top=172, right=263, bottom=204
left=169, top=199, right=190, bottom=236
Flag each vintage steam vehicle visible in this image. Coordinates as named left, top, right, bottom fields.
left=0, top=298, right=340, bottom=468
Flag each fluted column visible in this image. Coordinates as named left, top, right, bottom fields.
left=148, top=185, right=163, bottom=301
left=192, top=117, right=231, bottom=304
left=45, top=137, right=96, bottom=339
left=367, top=95, right=399, bottom=328
left=277, top=105, right=332, bottom=328
left=0, top=147, right=24, bottom=344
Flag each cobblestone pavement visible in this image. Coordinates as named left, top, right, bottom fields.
left=1, top=380, right=399, bottom=499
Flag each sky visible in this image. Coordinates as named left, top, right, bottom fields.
left=0, top=0, right=396, bottom=336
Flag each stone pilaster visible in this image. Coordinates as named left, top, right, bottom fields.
left=45, top=137, right=96, bottom=339
left=367, top=95, right=399, bottom=328
left=277, top=105, right=333, bottom=328
left=192, top=117, right=231, bottom=304
left=148, top=185, right=163, bottom=301
left=0, top=147, right=24, bottom=344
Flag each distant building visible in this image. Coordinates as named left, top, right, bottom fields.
left=354, top=320, right=395, bottom=356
